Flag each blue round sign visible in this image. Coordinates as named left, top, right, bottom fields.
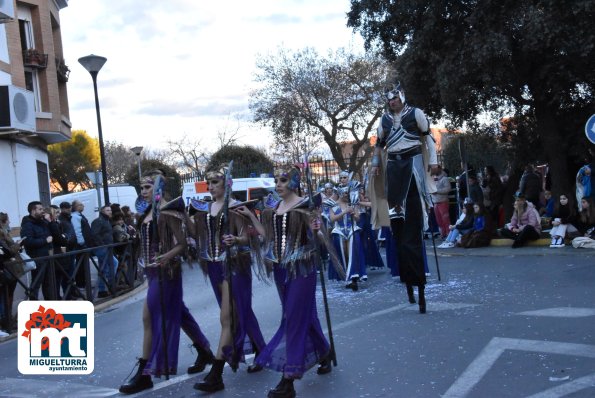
left=586, top=114, right=595, bottom=145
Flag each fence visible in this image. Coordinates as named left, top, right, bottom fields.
left=0, top=240, right=144, bottom=332
left=180, top=156, right=372, bottom=189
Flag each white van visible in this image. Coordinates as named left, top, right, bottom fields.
left=51, top=185, right=138, bottom=222
left=182, top=178, right=276, bottom=205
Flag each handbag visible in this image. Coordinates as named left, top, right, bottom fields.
left=19, top=251, right=36, bottom=273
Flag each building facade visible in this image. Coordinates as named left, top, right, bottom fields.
left=0, top=0, right=70, bottom=229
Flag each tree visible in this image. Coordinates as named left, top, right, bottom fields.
left=165, top=133, right=210, bottom=174
left=48, top=130, right=100, bottom=193
left=207, top=145, right=274, bottom=178
left=250, top=47, right=388, bottom=175
left=104, top=141, right=137, bottom=184
left=348, top=0, right=595, bottom=194
left=124, top=158, right=182, bottom=201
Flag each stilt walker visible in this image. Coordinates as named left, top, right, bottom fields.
left=369, top=81, right=439, bottom=314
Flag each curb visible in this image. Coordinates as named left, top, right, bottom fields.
left=0, top=281, right=148, bottom=343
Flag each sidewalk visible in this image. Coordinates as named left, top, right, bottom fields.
left=427, top=240, right=591, bottom=257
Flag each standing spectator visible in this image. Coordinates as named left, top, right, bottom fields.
left=44, top=206, right=69, bottom=299
left=482, top=166, right=504, bottom=227
left=71, top=200, right=96, bottom=290
left=498, top=194, right=542, bottom=248
left=575, top=165, right=592, bottom=212
left=518, top=164, right=542, bottom=208
left=20, top=201, right=54, bottom=300
left=431, top=165, right=451, bottom=239
left=467, top=174, right=484, bottom=208
left=58, top=202, right=78, bottom=299
left=91, top=205, right=117, bottom=298
left=549, top=194, right=577, bottom=247
left=0, top=212, right=23, bottom=335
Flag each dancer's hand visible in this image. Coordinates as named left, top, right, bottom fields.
left=222, top=234, right=237, bottom=246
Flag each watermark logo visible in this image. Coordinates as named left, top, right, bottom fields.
left=18, top=301, right=94, bottom=375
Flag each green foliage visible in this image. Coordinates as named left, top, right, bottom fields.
left=207, top=145, right=274, bottom=178
left=441, top=132, right=512, bottom=177
left=348, top=0, right=595, bottom=194
left=48, top=130, right=101, bottom=193
left=124, top=159, right=182, bottom=201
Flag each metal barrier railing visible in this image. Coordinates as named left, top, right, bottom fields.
left=0, top=240, right=144, bottom=332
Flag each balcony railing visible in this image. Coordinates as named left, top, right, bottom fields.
left=22, top=49, right=48, bottom=69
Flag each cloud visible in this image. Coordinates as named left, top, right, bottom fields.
left=136, top=99, right=248, bottom=117
left=312, top=13, right=346, bottom=23
left=249, top=14, right=302, bottom=25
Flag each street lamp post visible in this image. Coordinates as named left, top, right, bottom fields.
left=78, top=54, right=110, bottom=205
left=130, top=146, right=144, bottom=181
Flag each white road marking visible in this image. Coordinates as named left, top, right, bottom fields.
left=443, top=337, right=595, bottom=398
left=526, top=373, right=595, bottom=398
left=0, top=377, right=118, bottom=397
left=517, top=307, right=595, bottom=318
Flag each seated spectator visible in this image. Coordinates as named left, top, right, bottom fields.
left=539, top=190, right=555, bottom=217
left=575, top=166, right=592, bottom=212
left=438, top=200, right=474, bottom=248
left=571, top=196, right=595, bottom=249
left=498, top=193, right=541, bottom=248
left=460, top=202, right=494, bottom=248
left=549, top=194, right=577, bottom=247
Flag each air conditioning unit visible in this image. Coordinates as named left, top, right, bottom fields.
left=0, top=0, right=15, bottom=23
left=0, top=85, right=36, bottom=132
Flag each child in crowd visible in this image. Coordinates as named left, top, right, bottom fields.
left=438, top=201, right=474, bottom=248
left=460, top=202, right=494, bottom=248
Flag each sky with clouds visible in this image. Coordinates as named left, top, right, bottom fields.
left=60, top=0, right=365, bottom=154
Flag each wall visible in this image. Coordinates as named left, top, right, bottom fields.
left=0, top=140, right=49, bottom=230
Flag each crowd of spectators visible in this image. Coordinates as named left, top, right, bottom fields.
left=0, top=201, right=138, bottom=336
left=433, top=161, right=595, bottom=250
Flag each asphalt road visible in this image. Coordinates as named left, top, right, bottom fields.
left=0, top=246, right=594, bottom=397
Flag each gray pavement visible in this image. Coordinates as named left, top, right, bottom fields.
left=0, top=246, right=594, bottom=397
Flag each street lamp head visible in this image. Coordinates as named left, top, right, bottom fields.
left=78, top=54, right=107, bottom=74
left=130, top=146, right=144, bottom=156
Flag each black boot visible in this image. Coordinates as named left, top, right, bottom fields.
left=267, top=377, right=296, bottom=398
left=194, top=358, right=225, bottom=392
left=317, top=354, right=332, bottom=375
left=247, top=343, right=263, bottom=373
left=406, top=284, right=416, bottom=304
left=119, top=358, right=153, bottom=394
left=418, top=286, right=426, bottom=314
left=187, top=344, right=214, bottom=374
left=345, top=277, right=358, bottom=291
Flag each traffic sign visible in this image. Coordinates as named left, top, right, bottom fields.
left=586, top=114, right=595, bottom=144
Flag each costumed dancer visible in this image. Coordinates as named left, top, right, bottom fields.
left=328, top=184, right=365, bottom=291
left=370, top=81, right=438, bottom=314
left=119, top=170, right=213, bottom=394
left=357, top=186, right=384, bottom=271
left=252, top=165, right=344, bottom=398
left=190, top=164, right=267, bottom=393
